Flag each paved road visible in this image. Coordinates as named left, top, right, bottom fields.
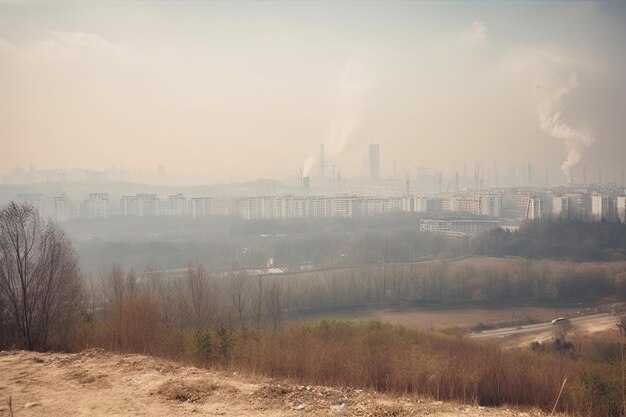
left=469, top=313, right=613, bottom=339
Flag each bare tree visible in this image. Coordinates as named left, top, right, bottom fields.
left=266, top=280, right=283, bottom=331
left=254, top=274, right=264, bottom=331
left=0, top=202, right=84, bottom=350
left=126, top=267, right=138, bottom=299
left=186, top=262, right=211, bottom=328
left=108, top=263, right=126, bottom=320
left=228, top=272, right=249, bottom=328
left=552, top=319, right=573, bottom=351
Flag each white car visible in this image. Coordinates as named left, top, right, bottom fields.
left=551, top=317, right=566, bottom=324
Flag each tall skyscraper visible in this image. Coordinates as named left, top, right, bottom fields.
left=369, top=144, right=380, bottom=179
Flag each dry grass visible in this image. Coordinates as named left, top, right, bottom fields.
left=156, top=377, right=219, bottom=403
left=74, top=310, right=624, bottom=416
left=229, top=321, right=621, bottom=416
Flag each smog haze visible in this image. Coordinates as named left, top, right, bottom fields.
left=2, top=1, right=626, bottom=185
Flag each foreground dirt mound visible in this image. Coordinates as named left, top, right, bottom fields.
left=0, top=350, right=548, bottom=416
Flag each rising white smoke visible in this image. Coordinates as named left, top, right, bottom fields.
left=535, top=72, right=593, bottom=181
left=500, top=46, right=594, bottom=183
left=302, top=155, right=317, bottom=178
left=301, top=61, right=369, bottom=177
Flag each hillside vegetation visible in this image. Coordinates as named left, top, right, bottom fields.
left=472, top=218, right=626, bottom=261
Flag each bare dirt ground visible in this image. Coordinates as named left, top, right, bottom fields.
left=0, top=350, right=550, bottom=417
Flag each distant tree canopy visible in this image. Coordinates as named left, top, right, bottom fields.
left=0, top=202, right=85, bottom=350
left=67, top=214, right=462, bottom=273
left=470, top=218, right=626, bottom=261
left=66, top=215, right=626, bottom=273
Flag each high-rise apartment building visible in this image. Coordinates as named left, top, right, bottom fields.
left=121, top=193, right=159, bottom=217
left=166, top=193, right=187, bottom=216
left=81, top=193, right=109, bottom=219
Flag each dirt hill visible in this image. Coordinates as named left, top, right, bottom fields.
left=0, top=349, right=549, bottom=417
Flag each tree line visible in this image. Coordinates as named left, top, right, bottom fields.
left=6, top=201, right=626, bottom=351
left=472, top=217, right=626, bottom=261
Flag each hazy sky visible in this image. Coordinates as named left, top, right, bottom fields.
left=1, top=1, right=625, bottom=184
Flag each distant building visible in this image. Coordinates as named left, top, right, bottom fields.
left=426, top=198, right=443, bottom=214
left=420, top=217, right=499, bottom=237
left=236, top=196, right=276, bottom=220
left=121, top=193, right=159, bottom=217
left=591, top=195, right=614, bottom=222
left=460, top=197, right=478, bottom=215
left=188, top=197, right=213, bottom=218
left=616, top=196, right=626, bottom=223
left=362, top=196, right=403, bottom=215
left=525, top=196, right=542, bottom=221
left=51, top=195, right=71, bottom=223
left=552, top=196, right=570, bottom=218
left=81, top=193, right=109, bottom=219
left=479, top=195, right=502, bottom=218
left=368, top=144, right=380, bottom=179
left=332, top=196, right=360, bottom=217
left=402, top=196, right=427, bottom=213
left=165, top=193, right=187, bottom=217
left=568, top=193, right=592, bottom=220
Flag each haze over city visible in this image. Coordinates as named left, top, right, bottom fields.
left=2, top=1, right=626, bottom=185
left=3, top=3, right=626, bottom=417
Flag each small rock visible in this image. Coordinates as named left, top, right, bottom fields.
left=24, top=402, right=40, bottom=408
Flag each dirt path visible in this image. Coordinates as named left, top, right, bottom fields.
left=0, top=350, right=549, bottom=417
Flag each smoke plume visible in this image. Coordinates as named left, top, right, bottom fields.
left=500, top=45, right=595, bottom=183
left=302, top=61, right=369, bottom=177
left=536, top=73, right=593, bottom=181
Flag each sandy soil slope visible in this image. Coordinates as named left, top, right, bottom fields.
left=0, top=350, right=549, bottom=417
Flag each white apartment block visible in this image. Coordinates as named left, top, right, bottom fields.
left=591, top=195, right=614, bottom=222
left=479, top=195, right=502, bottom=218
left=420, top=218, right=499, bottom=237
left=443, top=195, right=499, bottom=217
left=552, top=196, right=570, bottom=218
left=331, top=197, right=360, bottom=218
left=82, top=193, right=110, bottom=219
left=525, top=196, right=542, bottom=220
left=51, top=195, right=71, bottom=223
left=402, top=196, right=428, bottom=213
left=121, top=193, right=159, bottom=217
left=361, top=196, right=403, bottom=215
left=165, top=193, right=187, bottom=217
left=188, top=197, right=213, bottom=218
left=617, top=196, right=626, bottom=223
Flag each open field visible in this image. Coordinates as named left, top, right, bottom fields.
left=0, top=350, right=549, bottom=417
left=293, top=303, right=599, bottom=329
